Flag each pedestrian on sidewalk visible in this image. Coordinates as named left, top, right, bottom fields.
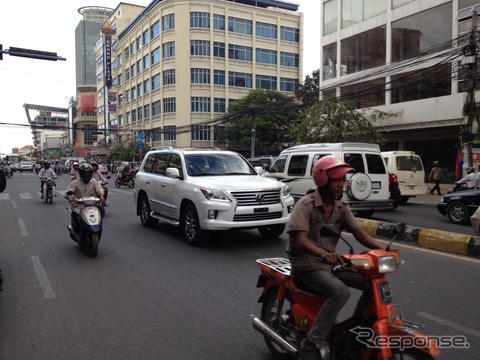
left=429, top=161, right=444, bottom=195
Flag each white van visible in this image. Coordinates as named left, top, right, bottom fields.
left=382, top=151, right=426, bottom=203
left=263, top=143, right=394, bottom=217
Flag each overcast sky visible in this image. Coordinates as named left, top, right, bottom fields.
left=0, top=0, right=320, bottom=154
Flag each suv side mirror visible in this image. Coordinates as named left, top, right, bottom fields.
left=166, top=167, right=181, bottom=179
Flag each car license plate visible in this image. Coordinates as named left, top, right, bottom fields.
left=254, top=207, right=268, bottom=213
left=372, top=182, right=381, bottom=189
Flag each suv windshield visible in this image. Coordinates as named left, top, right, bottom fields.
left=185, top=153, right=255, bottom=176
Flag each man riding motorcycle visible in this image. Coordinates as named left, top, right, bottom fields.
left=70, top=162, right=80, bottom=181
left=286, top=155, right=385, bottom=358
left=91, top=162, right=109, bottom=206
left=38, top=162, right=57, bottom=199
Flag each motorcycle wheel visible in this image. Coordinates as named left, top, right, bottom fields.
left=260, top=288, right=296, bottom=360
left=127, top=179, right=135, bottom=188
left=369, top=348, right=435, bottom=360
left=47, top=189, right=53, bottom=204
left=115, top=179, right=121, bottom=188
left=86, top=232, right=99, bottom=258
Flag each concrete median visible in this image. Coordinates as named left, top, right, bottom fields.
left=356, top=218, right=480, bottom=258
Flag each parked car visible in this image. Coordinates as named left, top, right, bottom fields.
left=437, top=189, right=480, bottom=224
left=470, top=207, right=480, bottom=235
left=18, top=161, right=34, bottom=172
left=133, top=147, right=294, bottom=246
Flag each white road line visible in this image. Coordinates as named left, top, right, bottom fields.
left=417, top=312, right=480, bottom=338
left=19, top=193, right=33, bottom=199
left=31, top=256, right=56, bottom=299
left=11, top=201, right=17, bottom=209
left=0, top=193, right=10, bottom=200
left=17, top=218, right=29, bottom=237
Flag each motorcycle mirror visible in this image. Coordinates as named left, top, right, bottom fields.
left=386, top=222, right=405, bottom=251
left=320, top=224, right=354, bottom=254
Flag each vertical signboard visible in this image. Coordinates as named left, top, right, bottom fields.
left=102, top=23, right=116, bottom=89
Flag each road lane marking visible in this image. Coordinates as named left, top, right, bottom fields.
left=31, top=256, right=56, bottom=299
left=11, top=201, right=17, bottom=209
left=19, top=193, right=32, bottom=199
left=417, top=312, right=480, bottom=338
left=0, top=193, right=10, bottom=200
left=17, top=218, right=29, bottom=237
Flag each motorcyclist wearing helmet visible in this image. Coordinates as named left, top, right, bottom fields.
left=286, top=155, right=384, bottom=358
left=91, top=162, right=109, bottom=205
left=65, top=163, right=106, bottom=214
left=38, top=162, right=57, bottom=199
left=70, top=162, right=80, bottom=181
left=454, top=166, right=476, bottom=191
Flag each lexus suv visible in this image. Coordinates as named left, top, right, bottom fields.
left=133, top=148, right=294, bottom=246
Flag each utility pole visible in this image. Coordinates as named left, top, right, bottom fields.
left=465, top=11, right=478, bottom=168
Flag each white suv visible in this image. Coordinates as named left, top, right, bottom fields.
left=133, top=148, right=294, bottom=245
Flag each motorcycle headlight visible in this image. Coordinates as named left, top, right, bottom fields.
left=200, top=188, right=231, bottom=202
left=378, top=256, right=399, bottom=273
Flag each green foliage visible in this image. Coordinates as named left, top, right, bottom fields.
left=105, top=140, right=150, bottom=163
left=289, top=98, right=396, bottom=144
left=295, top=69, right=319, bottom=106
left=225, top=89, right=299, bottom=155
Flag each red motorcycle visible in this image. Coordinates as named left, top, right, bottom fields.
left=115, top=170, right=135, bottom=189
left=252, top=223, right=440, bottom=360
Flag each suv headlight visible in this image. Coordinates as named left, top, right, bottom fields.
left=378, top=256, right=399, bottom=273
left=200, top=188, right=231, bottom=202
left=281, top=185, right=291, bottom=198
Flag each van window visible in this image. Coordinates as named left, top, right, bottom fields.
left=311, top=154, right=330, bottom=175
left=366, top=154, right=387, bottom=174
left=396, top=156, right=423, bottom=171
left=270, top=155, right=287, bottom=173
left=287, top=155, right=309, bottom=176
left=344, top=153, right=365, bottom=173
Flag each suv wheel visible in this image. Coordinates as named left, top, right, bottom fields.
left=258, top=224, right=285, bottom=238
left=139, top=195, right=158, bottom=228
left=181, top=204, right=204, bottom=246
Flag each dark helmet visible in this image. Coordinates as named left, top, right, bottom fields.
left=467, top=167, right=474, bottom=174
left=44, top=162, right=50, bottom=168
left=313, top=155, right=354, bottom=187
left=90, top=162, right=98, bottom=169
left=79, top=163, right=93, bottom=183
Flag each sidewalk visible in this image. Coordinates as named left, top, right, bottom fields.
left=408, top=183, right=455, bottom=205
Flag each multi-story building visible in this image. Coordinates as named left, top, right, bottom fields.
left=320, top=0, right=478, bottom=179
left=95, top=0, right=303, bottom=150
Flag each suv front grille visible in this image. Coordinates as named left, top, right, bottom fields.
left=230, top=190, right=280, bottom=206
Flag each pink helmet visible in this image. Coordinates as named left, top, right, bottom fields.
left=313, top=155, right=354, bottom=187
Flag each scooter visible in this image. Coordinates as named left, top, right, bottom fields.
left=67, top=196, right=103, bottom=257
left=114, top=171, right=135, bottom=189
left=251, top=223, right=440, bottom=360
left=5, top=166, right=13, bottom=179
left=41, top=176, right=57, bottom=204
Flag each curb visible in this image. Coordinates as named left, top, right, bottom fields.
left=357, top=218, right=480, bottom=258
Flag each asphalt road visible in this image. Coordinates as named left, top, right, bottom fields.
left=0, top=173, right=478, bottom=359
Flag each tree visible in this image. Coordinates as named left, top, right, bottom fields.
left=295, top=69, right=319, bottom=106
left=224, top=89, right=300, bottom=155
left=106, top=140, right=150, bottom=163
left=289, top=97, right=397, bottom=144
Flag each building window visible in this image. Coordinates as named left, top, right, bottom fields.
left=228, top=17, right=252, bottom=35
left=153, top=128, right=161, bottom=142
left=125, top=46, right=130, bottom=60
left=131, top=86, right=136, bottom=100
left=214, top=98, right=226, bottom=113
left=323, top=42, right=337, bottom=80
left=280, top=26, right=299, bottom=42
left=142, top=29, right=149, bottom=46
left=340, top=78, right=385, bottom=108
left=162, top=13, right=175, bottom=31
left=191, top=125, right=211, bottom=140
left=143, top=104, right=150, bottom=119
left=190, top=12, right=210, bottom=28
left=341, top=0, right=386, bottom=28
left=256, top=75, right=277, bottom=90
left=136, top=60, right=142, bottom=74
left=136, top=36, right=142, bottom=51
left=143, top=79, right=150, bottom=94
left=151, top=20, right=160, bottom=39
left=323, top=0, right=337, bottom=35
left=228, top=44, right=252, bottom=62
left=214, top=70, right=225, bottom=85
left=391, top=3, right=451, bottom=62
left=163, top=69, right=176, bottom=85
left=130, top=64, right=136, bottom=78
left=152, top=73, right=161, bottom=91
left=280, top=52, right=299, bottom=67
left=191, top=97, right=211, bottom=112
left=280, top=77, right=298, bottom=92
left=213, top=42, right=225, bottom=58
left=393, top=0, right=415, bottom=8
left=143, top=54, right=150, bottom=69
left=152, top=100, right=161, bottom=117
left=131, top=108, right=137, bottom=123
left=256, top=48, right=277, bottom=65
left=191, top=68, right=210, bottom=84
left=163, top=42, right=175, bottom=58
left=164, top=97, right=176, bottom=113
left=191, top=40, right=210, bottom=56
left=213, top=14, right=225, bottom=30
left=117, top=73, right=123, bottom=86
left=391, top=64, right=452, bottom=103
left=151, top=47, right=161, bottom=65
left=229, top=72, right=252, bottom=88
left=341, top=26, right=386, bottom=75
left=164, top=125, right=176, bottom=141
left=137, top=106, right=143, bottom=120
left=256, top=22, right=277, bottom=39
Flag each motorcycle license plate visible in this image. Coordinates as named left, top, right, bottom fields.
left=254, top=207, right=268, bottom=213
